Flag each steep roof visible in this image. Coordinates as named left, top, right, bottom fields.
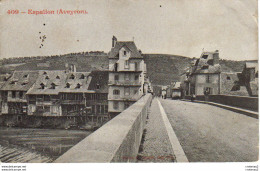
left=245, top=61, right=258, bottom=73
left=26, top=70, right=93, bottom=95
left=109, top=41, right=142, bottom=59
left=88, top=71, right=108, bottom=94
left=0, top=71, right=39, bottom=91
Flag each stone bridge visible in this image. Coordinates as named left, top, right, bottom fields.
left=55, top=94, right=258, bottom=162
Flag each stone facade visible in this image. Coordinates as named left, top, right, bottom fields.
left=108, top=36, right=146, bottom=116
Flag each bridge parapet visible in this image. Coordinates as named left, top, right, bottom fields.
left=54, top=94, right=152, bottom=163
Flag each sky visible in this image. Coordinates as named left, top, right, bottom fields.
left=0, top=0, right=258, bottom=60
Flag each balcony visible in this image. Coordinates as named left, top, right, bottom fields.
left=60, top=99, right=85, bottom=105
left=108, top=93, right=141, bottom=101
left=108, top=80, right=142, bottom=86
left=109, top=63, right=143, bottom=72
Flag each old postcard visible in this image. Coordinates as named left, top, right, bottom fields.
left=0, top=0, right=258, bottom=170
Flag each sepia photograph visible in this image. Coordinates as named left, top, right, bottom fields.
left=0, top=0, right=259, bottom=170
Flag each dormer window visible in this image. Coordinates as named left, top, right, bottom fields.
left=80, top=74, right=85, bottom=79
left=56, top=76, right=60, bottom=79
left=45, top=76, right=49, bottom=80
left=202, top=55, right=208, bottom=59
left=65, top=83, right=70, bottom=88
left=43, top=71, right=47, bottom=75
left=70, top=74, right=75, bottom=79
left=201, top=65, right=209, bottom=70
left=50, top=83, right=56, bottom=89
left=40, top=83, right=45, bottom=89
left=76, top=83, right=81, bottom=89
left=23, top=74, right=28, bottom=78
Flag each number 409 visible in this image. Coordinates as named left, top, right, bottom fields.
left=7, top=10, right=19, bottom=14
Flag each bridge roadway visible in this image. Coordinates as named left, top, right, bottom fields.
left=159, top=98, right=258, bottom=162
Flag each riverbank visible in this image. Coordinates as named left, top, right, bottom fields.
left=0, top=127, right=92, bottom=162
left=0, top=114, right=109, bottom=130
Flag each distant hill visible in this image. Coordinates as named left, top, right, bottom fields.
left=143, top=54, right=192, bottom=85
left=0, top=52, right=256, bottom=86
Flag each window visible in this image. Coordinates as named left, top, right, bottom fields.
left=135, top=75, right=139, bottom=81
left=50, top=83, right=56, bottom=89
left=23, top=74, right=28, bottom=78
left=113, top=89, right=120, bottom=95
left=202, top=55, right=208, bottom=59
left=45, top=76, right=49, bottom=80
left=19, top=91, right=23, bottom=98
left=97, top=105, right=101, bottom=114
left=125, top=87, right=130, bottom=96
left=104, top=105, right=108, bottom=114
left=206, top=75, right=210, bottom=83
left=96, top=84, right=101, bottom=90
left=227, top=76, right=231, bottom=80
left=70, top=74, right=75, bottom=79
left=124, top=60, right=129, bottom=69
left=92, top=105, right=96, bottom=114
left=43, top=71, right=47, bottom=75
left=56, top=76, right=60, bottom=79
left=123, top=50, right=127, bottom=56
left=125, top=73, right=130, bottom=81
left=113, top=101, right=119, bottom=110
left=114, top=75, right=119, bottom=81
left=115, top=63, right=118, bottom=72
left=10, top=81, right=16, bottom=85
left=201, top=65, right=209, bottom=70
left=12, top=91, right=16, bottom=98
left=76, top=83, right=81, bottom=89
left=65, top=83, right=70, bottom=88
left=80, top=74, right=85, bottom=79
left=40, top=83, right=45, bottom=89
left=135, top=62, right=139, bottom=71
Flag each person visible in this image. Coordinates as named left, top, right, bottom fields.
left=204, top=88, right=209, bottom=101
left=191, top=93, right=195, bottom=102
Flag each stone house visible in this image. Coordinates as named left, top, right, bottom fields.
left=108, top=36, right=146, bottom=116
left=180, top=50, right=252, bottom=97
left=85, top=71, right=109, bottom=116
left=26, top=70, right=93, bottom=116
left=0, top=71, right=39, bottom=115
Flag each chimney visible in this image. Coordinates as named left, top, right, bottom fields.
left=112, top=36, right=117, bottom=48
left=213, top=50, right=219, bottom=65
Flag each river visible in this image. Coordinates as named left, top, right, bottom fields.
left=0, top=127, right=92, bottom=163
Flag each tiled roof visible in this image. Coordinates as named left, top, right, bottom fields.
left=88, top=71, right=108, bottom=94
left=245, top=61, right=258, bottom=73
left=108, top=41, right=142, bottom=59
left=26, top=70, right=93, bottom=95
left=0, top=71, right=39, bottom=91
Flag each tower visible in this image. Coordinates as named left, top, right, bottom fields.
left=108, top=36, right=145, bottom=117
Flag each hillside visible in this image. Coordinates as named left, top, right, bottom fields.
left=143, top=54, right=192, bottom=85
left=0, top=52, right=254, bottom=86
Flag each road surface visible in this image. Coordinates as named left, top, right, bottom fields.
left=159, top=98, right=259, bottom=162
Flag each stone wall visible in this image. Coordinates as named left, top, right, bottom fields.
left=54, top=93, right=152, bottom=163
left=187, top=95, right=258, bottom=111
